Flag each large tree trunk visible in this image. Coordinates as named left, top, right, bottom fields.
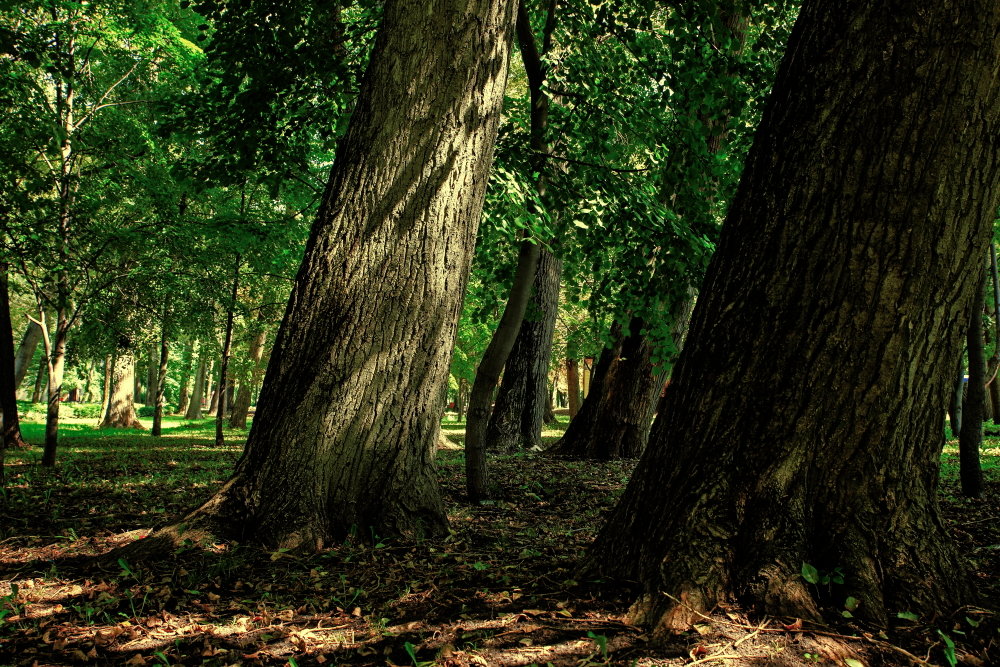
left=229, top=324, right=267, bottom=429
left=1, top=264, right=28, bottom=456
left=585, top=0, right=1000, bottom=638
left=158, top=0, right=517, bottom=549
left=960, top=269, right=986, bottom=497
left=13, top=321, right=43, bottom=390
left=485, top=248, right=561, bottom=450
left=100, top=345, right=145, bottom=430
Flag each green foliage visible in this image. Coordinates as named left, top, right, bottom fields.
left=72, top=404, right=104, bottom=419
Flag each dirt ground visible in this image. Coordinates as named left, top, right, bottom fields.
left=0, top=426, right=997, bottom=666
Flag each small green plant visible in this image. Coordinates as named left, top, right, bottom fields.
left=937, top=629, right=957, bottom=667
left=800, top=562, right=844, bottom=586
left=587, top=630, right=609, bottom=660
left=404, top=641, right=436, bottom=667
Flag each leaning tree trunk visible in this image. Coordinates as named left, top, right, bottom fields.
left=151, top=0, right=517, bottom=549
left=100, top=347, right=145, bottom=430
left=585, top=0, right=1000, bottom=638
left=485, top=248, right=561, bottom=450
left=960, top=268, right=986, bottom=497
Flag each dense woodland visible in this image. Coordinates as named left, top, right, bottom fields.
left=1, top=0, right=1000, bottom=665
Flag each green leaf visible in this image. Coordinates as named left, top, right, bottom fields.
left=937, top=629, right=957, bottom=667
left=844, top=660, right=864, bottom=667
left=896, top=611, right=919, bottom=622
left=966, top=615, right=981, bottom=628
left=800, top=562, right=820, bottom=584
left=844, top=596, right=860, bottom=611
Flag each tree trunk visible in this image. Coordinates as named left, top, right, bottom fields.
left=1, top=264, right=28, bottom=456
left=960, top=269, right=986, bottom=497
left=485, top=248, right=561, bottom=450
left=151, top=311, right=170, bottom=437
left=565, top=358, right=580, bottom=418
left=185, top=351, right=206, bottom=420
left=176, top=339, right=195, bottom=416
left=549, top=317, right=664, bottom=459
left=100, top=346, right=145, bottom=430
left=230, top=325, right=267, bottom=429
left=204, top=358, right=217, bottom=416
left=13, top=321, right=43, bottom=390
left=153, top=0, right=517, bottom=549
left=98, top=355, right=110, bottom=413
left=145, top=339, right=158, bottom=406
left=41, top=309, right=69, bottom=466
left=216, top=255, right=240, bottom=446
left=948, top=354, right=965, bottom=438
left=585, top=0, right=1000, bottom=636
left=31, top=357, right=45, bottom=404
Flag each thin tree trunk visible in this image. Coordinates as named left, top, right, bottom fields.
left=13, top=321, right=43, bottom=390
left=175, top=339, right=195, bottom=416
left=41, top=308, right=69, bottom=466
left=185, top=351, right=206, bottom=420
left=151, top=309, right=170, bottom=437
left=136, top=0, right=517, bottom=549
left=31, top=357, right=45, bottom=403
left=960, top=269, right=986, bottom=497
left=205, top=358, right=217, bottom=416
left=949, top=355, right=964, bottom=438
left=465, top=239, right=541, bottom=499
left=216, top=255, right=240, bottom=446
left=145, top=339, right=158, bottom=406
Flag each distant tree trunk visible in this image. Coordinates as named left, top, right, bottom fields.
left=543, top=384, right=556, bottom=424
left=41, top=309, right=70, bottom=466
left=960, top=269, right=986, bottom=497
left=216, top=255, right=240, bottom=446
left=185, top=352, right=206, bottom=420
left=149, top=0, right=518, bottom=549
left=151, top=311, right=170, bottom=437
left=13, top=321, right=43, bottom=390
left=565, top=358, right=580, bottom=418
left=175, top=340, right=195, bottom=416
left=456, top=378, right=468, bottom=421
left=100, top=346, right=145, bottom=430
left=145, top=339, right=158, bottom=407
left=31, top=360, right=45, bottom=404
left=485, top=248, right=562, bottom=450
left=585, top=0, right=1000, bottom=634
left=1, top=264, right=28, bottom=455
left=205, top=358, right=217, bottom=416
left=550, top=317, right=664, bottom=459
left=101, top=354, right=112, bottom=416
left=949, top=355, right=964, bottom=438
left=230, top=324, right=267, bottom=429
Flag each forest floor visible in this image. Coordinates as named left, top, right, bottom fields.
left=0, top=411, right=997, bottom=667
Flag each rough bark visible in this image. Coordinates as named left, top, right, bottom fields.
left=585, top=0, right=1000, bottom=637
left=960, top=270, right=986, bottom=497
left=100, top=346, right=145, bottom=430
left=485, top=248, right=561, bottom=450
left=153, top=0, right=517, bottom=549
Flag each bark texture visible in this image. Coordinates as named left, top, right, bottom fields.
left=229, top=325, right=267, bottom=429
left=185, top=351, right=206, bottom=420
left=100, top=347, right=145, bottom=430
left=485, top=248, right=561, bottom=450
left=549, top=317, right=663, bottom=459
left=585, top=0, right=1000, bottom=638
left=565, top=358, right=580, bottom=418
left=172, top=0, right=517, bottom=548
left=960, top=270, right=986, bottom=497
